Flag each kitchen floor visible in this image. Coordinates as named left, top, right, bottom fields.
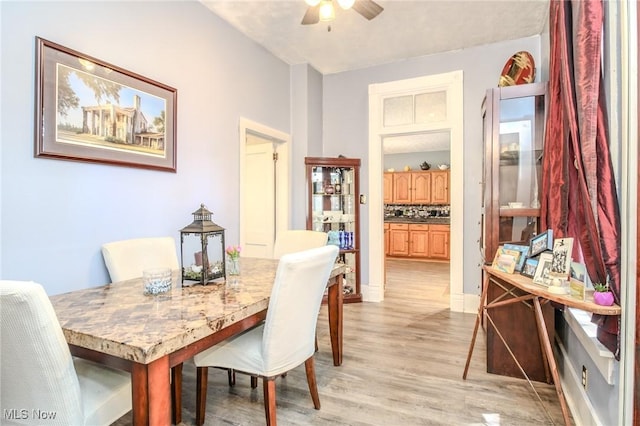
left=385, top=257, right=450, bottom=306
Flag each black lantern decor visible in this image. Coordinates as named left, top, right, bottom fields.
left=180, top=204, right=226, bottom=285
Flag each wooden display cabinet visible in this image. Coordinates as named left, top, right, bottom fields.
left=480, top=82, right=549, bottom=380
left=481, top=82, right=548, bottom=263
left=305, top=157, right=361, bottom=303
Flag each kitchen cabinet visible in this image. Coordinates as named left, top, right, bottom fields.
left=384, top=222, right=390, bottom=255
left=386, top=222, right=450, bottom=260
left=481, top=82, right=548, bottom=263
left=408, top=224, right=429, bottom=257
left=431, top=171, right=450, bottom=204
left=391, top=172, right=412, bottom=203
left=387, top=171, right=449, bottom=205
left=428, top=225, right=450, bottom=259
left=392, top=172, right=431, bottom=204
left=383, top=173, right=393, bottom=203
left=388, top=223, right=409, bottom=256
left=305, top=157, right=361, bottom=303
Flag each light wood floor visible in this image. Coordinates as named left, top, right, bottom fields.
left=114, top=258, right=568, bottom=425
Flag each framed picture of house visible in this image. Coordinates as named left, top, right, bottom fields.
left=34, top=37, right=177, bottom=172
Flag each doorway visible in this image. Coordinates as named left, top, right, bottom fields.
left=239, top=118, right=290, bottom=258
left=367, top=71, right=464, bottom=311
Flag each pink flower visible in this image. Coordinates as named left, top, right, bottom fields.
left=226, top=245, right=241, bottom=259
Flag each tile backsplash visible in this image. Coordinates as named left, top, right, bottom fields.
left=384, top=204, right=450, bottom=218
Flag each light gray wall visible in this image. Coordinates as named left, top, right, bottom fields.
left=290, top=64, right=323, bottom=230
left=0, top=1, right=291, bottom=295
left=384, top=151, right=451, bottom=172
left=322, top=36, right=542, bottom=292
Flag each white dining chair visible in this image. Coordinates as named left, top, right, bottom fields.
left=101, top=236, right=180, bottom=282
left=101, top=236, right=201, bottom=422
left=0, top=280, right=132, bottom=426
left=193, top=245, right=339, bottom=426
left=272, top=229, right=328, bottom=259
left=227, top=229, right=329, bottom=388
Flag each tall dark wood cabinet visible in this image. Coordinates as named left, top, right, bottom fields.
left=481, top=82, right=548, bottom=263
left=305, top=157, right=361, bottom=303
left=481, top=82, right=551, bottom=380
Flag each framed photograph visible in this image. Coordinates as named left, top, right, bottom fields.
left=551, top=237, right=574, bottom=277
left=490, top=246, right=519, bottom=274
left=521, top=257, right=538, bottom=278
left=35, top=37, right=177, bottom=172
left=503, top=243, right=530, bottom=272
left=569, top=261, right=589, bottom=301
left=533, top=252, right=554, bottom=285
left=529, top=229, right=553, bottom=258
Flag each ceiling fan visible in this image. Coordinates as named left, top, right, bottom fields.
left=301, top=0, right=384, bottom=25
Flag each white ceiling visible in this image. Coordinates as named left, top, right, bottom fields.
left=200, top=0, right=549, bottom=153
left=200, top=0, right=549, bottom=75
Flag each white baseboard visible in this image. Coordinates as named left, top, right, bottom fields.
left=555, top=337, right=603, bottom=426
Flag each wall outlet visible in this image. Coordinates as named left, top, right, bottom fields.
left=582, top=365, right=588, bottom=388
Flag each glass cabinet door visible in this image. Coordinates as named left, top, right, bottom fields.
left=305, top=157, right=361, bottom=302
left=482, top=83, right=548, bottom=263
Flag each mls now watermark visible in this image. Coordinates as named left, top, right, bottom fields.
left=4, top=408, right=58, bottom=421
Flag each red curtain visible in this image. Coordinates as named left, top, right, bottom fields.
left=541, top=0, right=621, bottom=358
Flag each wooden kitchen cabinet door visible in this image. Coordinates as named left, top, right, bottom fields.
left=409, top=224, right=429, bottom=257
left=392, top=173, right=412, bottom=203
left=389, top=223, right=409, bottom=256
left=429, top=225, right=450, bottom=259
left=412, top=173, right=431, bottom=204
left=431, top=171, right=449, bottom=204
left=383, top=173, right=393, bottom=204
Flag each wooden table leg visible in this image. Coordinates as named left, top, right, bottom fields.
left=327, top=274, right=344, bottom=366
left=533, top=297, right=572, bottom=426
left=171, top=363, right=183, bottom=425
left=131, top=356, right=171, bottom=426
left=463, top=271, right=489, bottom=379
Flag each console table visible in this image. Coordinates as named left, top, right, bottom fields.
left=463, top=266, right=620, bottom=426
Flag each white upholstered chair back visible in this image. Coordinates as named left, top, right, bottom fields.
left=261, top=245, right=338, bottom=375
left=0, top=280, right=131, bottom=426
left=101, top=236, right=179, bottom=282
left=272, top=230, right=328, bottom=259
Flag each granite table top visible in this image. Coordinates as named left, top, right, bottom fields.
left=50, top=257, right=344, bottom=365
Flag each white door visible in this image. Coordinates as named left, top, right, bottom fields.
left=243, top=138, right=276, bottom=258
left=239, top=118, right=290, bottom=260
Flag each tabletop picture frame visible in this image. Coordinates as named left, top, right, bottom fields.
left=533, top=252, right=554, bottom=285
left=34, top=37, right=177, bottom=172
left=521, top=257, right=538, bottom=279
left=529, top=229, right=553, bottom=258
left=503, top=243, right=530, bottom=272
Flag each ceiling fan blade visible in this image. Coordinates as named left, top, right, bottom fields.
left=352, top=0, right=383, bottom=20
left=301, top=5, right=320, bottom=25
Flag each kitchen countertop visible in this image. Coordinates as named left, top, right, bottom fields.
left=384, top=217, right=450, bottom=225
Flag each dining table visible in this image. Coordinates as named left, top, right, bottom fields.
left=49, top=257, right=346, bottom=426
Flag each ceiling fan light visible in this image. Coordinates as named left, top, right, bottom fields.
left=305, top=0, right=321, bottom=6
left=319, top=1, right=335, bottom=21
left=337, top=0, right=355, bottom=10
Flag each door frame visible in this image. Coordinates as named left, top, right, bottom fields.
left=239, top=117, right=290, bottom=256
left=366, top=71, right=465, bottom=311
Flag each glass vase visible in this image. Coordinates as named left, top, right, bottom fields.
left=227, top=257, right=240, bottom=276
